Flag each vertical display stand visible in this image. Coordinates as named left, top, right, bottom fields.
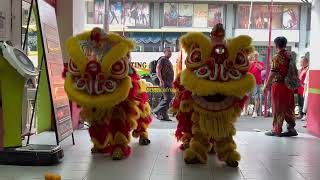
left=27, top=0, right=74, bottom=145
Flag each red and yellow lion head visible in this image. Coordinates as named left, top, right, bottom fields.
left=64, top=28, right=134, bottom=109
left=179, top=32, right=255, bottom=112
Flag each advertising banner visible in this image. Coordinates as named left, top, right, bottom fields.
left=123, top=2, right=150, bottom=27
left=208, top=5, right=224, bottom=27
left=164, top=3, right=178, bottom=26
left=178, top=3, right=193, bottom=27
left=271, top=5, right=283, bottom=29
left=237, top=4, right=299, bottom=30
left=94, top=0, right=104, bottom=24
left=237, top=5, right=250, bottom=29
left=251, top=5, right=269, bottom=29
left=193, top=4, right=208, bottom=28
left=109, top=2, right=122, bottom=27
left=282, top=5, right=299, bottom=30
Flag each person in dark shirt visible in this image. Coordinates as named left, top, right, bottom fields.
left=152, top=47, right=174, bottom=121
left=264, top=36, right=298, bottom=137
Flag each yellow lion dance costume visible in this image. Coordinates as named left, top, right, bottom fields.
left=171, top=24, right=255, bottom=167
left=64, top=28, right=152, bottom=160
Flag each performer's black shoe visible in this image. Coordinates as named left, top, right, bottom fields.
left=281, top=129, right=298, bottom=137
left=226, top=160, right=239, bottom=167
left=139, top=138, right=151, bottom=145
left=265, top=131, right=281, bottom=137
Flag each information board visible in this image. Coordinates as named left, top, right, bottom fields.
left=36, top=0, right=73, bottom=143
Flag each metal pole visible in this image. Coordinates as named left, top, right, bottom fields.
left=264, top=0, right=274, bottom=118
left=104, top=0, right=109, bottom=32
left=122, top=0, right=126, bottom=36
left=248, top=0, right=253, bottom=33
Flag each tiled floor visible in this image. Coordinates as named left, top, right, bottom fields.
left=1, top=126, right=320, bottom=180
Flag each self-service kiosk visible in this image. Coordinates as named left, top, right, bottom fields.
left=0, top=41, right=63, bottom=165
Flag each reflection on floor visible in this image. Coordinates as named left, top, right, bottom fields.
left=1, top=129, right=320, bottom=180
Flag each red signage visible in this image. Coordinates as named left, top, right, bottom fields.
left=45, top=0, right=56, bottom=8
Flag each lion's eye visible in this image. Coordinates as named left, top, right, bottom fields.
left=68, top=59, right=81, bottom=76
left=186, top=48, right=203, bottom=68
left=190, top=49, right=202, bottom=63
left=111, top=58, right=128, bottom=79
left=235, top=52, right=248, bottom=67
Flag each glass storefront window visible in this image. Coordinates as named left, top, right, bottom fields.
left=22, top=0, right=38, bottom=67
left=128, top=32, right=161, bottom=52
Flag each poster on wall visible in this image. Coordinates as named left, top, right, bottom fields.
left=208, top=5, right=224, bottom=27
left=37, top=0, right=74, bottom=143
left=109, top=2, right=122, bottom=27
left=178, top=3, right=193, bottom=27
left=251, top=5, right=269, bottom=29
left=237, top=4, right=250, bottom=29
left=164, top=3, right=178, bottom=26
left=282, top=5, right=299, bottom=30
left=123, top=2, right=150, bottom=27
left=193, top=4, right=208, bottom=28
left=94, top=0, right=104, bottom=24
left=271, top=5, right=282, bottom=29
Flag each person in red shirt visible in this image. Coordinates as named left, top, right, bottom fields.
left=296, top=56, right=309, bottom=119
left=242, top=51, right=264, bottom=117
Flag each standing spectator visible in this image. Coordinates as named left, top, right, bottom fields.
left=243, top=52, right=264, bottom=117
left=296, top=56, right=309, bottom=119
left=152, top=47, right=174, bottom=121
left=302, top=67, right=309, bottom=122
left=264, top=36, right=298, bottom=137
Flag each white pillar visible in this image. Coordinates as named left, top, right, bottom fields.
left=310, top=0, right=320, bottom=69
left=299, top=4, right=308, bottom=57
left=73, top=0, right=85, bottom=35
left=225, top=4, right=234, bottom=39
left=11, top=0, right=22, bottom=48
left=56, top=0, right=73, bottom=63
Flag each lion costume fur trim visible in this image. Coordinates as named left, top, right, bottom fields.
left=181, top=69, right=255, bottom=98
left=64, top=76, right=131, bottom=108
